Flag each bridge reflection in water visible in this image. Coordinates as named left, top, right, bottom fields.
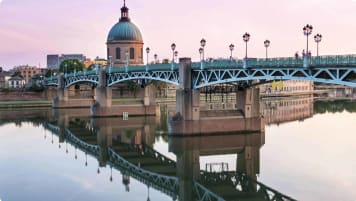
left=27, top=107, right=295, bottom=201
left=0, top=95, right=325, bottom=201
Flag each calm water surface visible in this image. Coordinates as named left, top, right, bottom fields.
left=0, top=99, right=355, bottom=201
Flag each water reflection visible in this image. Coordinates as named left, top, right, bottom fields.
left=1, top=99, right=356, bottom=200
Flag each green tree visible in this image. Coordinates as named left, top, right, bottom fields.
left=12, top=70, right=23, bottom=78
left=59, top=59, right=85, bottom=73
left=45, top=69, right=57, bottom=78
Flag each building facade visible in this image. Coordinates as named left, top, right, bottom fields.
left=107, top=1, right=144, bottom=67
left=259, top=80, right=314, bottom=97
left=8, top=76, right=25, bottom=89
left=15, top=65, right=47, bottom=84
left=15, top=65, right=48, bottom=83
left=47, top=54, right=87, bottom=69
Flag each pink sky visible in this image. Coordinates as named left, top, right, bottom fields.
left=1, top=0, right=356, bottom=69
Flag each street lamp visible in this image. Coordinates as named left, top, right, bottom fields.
left=154, top=54, right=158, bottom=64
left=243, top=32, right=250, bottom=59
left=145, top=47, right=150, bottom=65
left=314, top=33, right=322, bottom=57
left=229, top=44, right=235, bottom=60
left=171, top=43, right=176, bottom=62
left=200, top=38, right=206, bottom=61
left=199, top=47, right=204, bottom=70
left=125, top=51, right=129, bottom=72
left=108, top=56, right=113, bottom=73
left=303, top=24, right=313, bottom=57
left=264, top=39, right=270, bottom=59
left=174, top=51, right=178, bottom=63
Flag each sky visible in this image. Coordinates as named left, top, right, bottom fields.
left=1, top=0, right=356, bottom=69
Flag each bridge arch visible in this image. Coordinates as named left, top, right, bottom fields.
left=193, top=68, right=356, bottom=89
left=107, top=71, right=179, bottom=87
left=65, top=79, right=98, bottom=88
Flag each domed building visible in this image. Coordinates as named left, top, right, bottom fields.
left=107, top=1, right=144, bottom=67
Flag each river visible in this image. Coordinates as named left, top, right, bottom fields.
left=0, top=97, right=355, bottom=201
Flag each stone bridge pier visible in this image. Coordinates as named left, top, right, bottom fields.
left=175, top=58, right=200, bottom=121
left=90, top=67, right=156, bottom=117
left=53, top=74, right=94, bottom=108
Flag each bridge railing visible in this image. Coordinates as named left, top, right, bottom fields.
left=191, top=54, right=356, bottom=69
left=109, top=63, right=177, bottom=73
left=310, top=54, right=356, bottom=66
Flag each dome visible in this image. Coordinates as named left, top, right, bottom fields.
left=107, top=21, right=143, bottom=42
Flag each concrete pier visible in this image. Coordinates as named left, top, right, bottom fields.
left=53, top=74, right=94, bottom=108
left=175, top=58, right=200, bottom=121
left=90, top=67, right=156, bottom=117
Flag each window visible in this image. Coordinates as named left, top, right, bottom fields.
left=116, top=48, right=121, bottom=59
left=130, top=48, right=135, bottom=60
left=107, top=48, right=110, bottom=60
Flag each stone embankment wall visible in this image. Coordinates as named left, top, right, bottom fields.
left=0, top=90, right=56, bottom=101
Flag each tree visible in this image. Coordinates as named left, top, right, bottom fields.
left=12, top=70, right=23, bottom=78
left=59, top=59, right=85, bottom=73
left=45, top=69, right=57, bottom=77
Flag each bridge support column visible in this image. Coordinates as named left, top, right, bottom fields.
left=53, top=74, right=68, bottom=108
left=142, top=84, right=156, bottom=115
left=236, top=88, right=260, bottom=118
left=175, top=58, right=200, bottom=121
left=90, top=67, right=113, bottom=117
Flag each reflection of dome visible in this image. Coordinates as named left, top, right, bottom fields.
left=107, top=21, right=143, bottom=42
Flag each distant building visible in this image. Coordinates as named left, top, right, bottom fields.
left=47, top=54, right=87, bottom=69
left=259, top=80, right=314, bottom=97
left=83, top=58, right=93, bottom=69
left=8, top=76, right=25, bottom=89
left=93, top=57, right=108, bottom=66
left=47, top=55, right=60, bottom=69
left=15, top=65, right=47, bottom=84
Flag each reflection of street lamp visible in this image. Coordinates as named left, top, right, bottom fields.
left=200, top=38, right=206, bottom=61
left=229, top=44, right=235, bottom=60
left=264, top=39, right=270, bottom=59
left=243, top=32, right=250, bottom=59
left=314, top=33, right=322, bottom=57
left=147, top=185, right=150, bottom=201
left=303, top=24, right=313, bottom=57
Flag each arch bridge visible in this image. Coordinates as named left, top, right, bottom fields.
left=43, top=54, right=356, bottom=120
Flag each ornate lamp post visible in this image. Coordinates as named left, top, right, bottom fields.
left=171, top=43, right=176, bottom=70
left=154, top=54, right=158, bottom=64
left=303, top=24, right=313, bottom=57
left=243, top=32, right=250, bottom=59
left=145, top=47, right=150, bottom=64
left=314, top=33, right=322, bottom=57
left=108, top=56, right=113, bottom=73
left=229, top=44, right=235, bottom=60
left=199, top=47, right=204, bottom=70
left=125, top=51, right=129, bottom=72
left=174, top=51, right=178, bottom=63
left=145, top=47, right=150, bottom=71
left=200, top=38, right=206, bottom=61
left=264, top=39, right=270, bottom=59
